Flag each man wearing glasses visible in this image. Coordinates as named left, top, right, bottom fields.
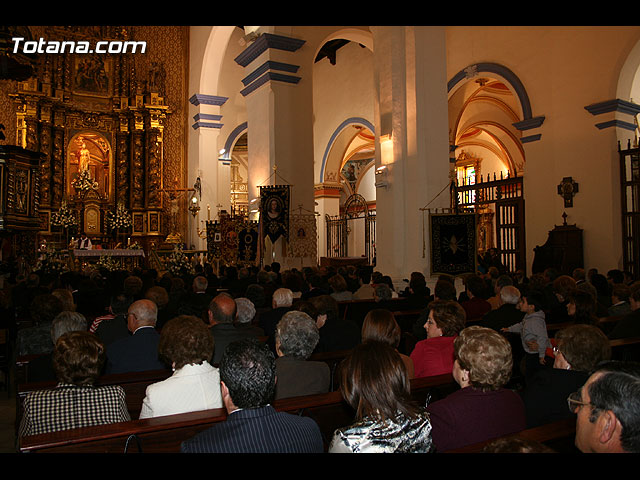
left=568, top=361, right=640, bottom=453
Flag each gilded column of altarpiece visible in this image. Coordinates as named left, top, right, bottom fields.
left=7, top=26, right=176, bottom=249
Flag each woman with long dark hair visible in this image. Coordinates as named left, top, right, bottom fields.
left=329, top=342, right=432, bottom=453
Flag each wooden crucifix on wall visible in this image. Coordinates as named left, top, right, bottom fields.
left=557, top=176, right=579, bottom=208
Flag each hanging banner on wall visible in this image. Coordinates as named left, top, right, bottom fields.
left=288, top=213, right=317, bottom=258
left=430, top=212, right=477, bottom=275
left=260, top=185, right=290, bottom=243
left=206, top=220, right=221, bottom=259
left=238, top=222, right=260, bottom=263
left=206, top=216, right=260, bottom=266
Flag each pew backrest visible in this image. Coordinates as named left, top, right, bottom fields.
left=444, top=417, right=578, bottom=453
left=19, top=372, right=458, bottom=453
left=16, top=368, right=172, bottom=435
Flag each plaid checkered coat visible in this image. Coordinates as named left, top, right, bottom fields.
left=19, top=383, right=130, bottom=437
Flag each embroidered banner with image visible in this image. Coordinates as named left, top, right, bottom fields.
left=430, top=212, right=477, bottom=275
left=288, top=213, right=317, bottom=258
left=260, top=185, right=290, bottom=243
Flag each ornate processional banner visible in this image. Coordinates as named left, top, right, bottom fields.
left=238, top=222, right=260, bottom=263
left=206, top=216, right=260, bottom=266
left=260, top=185, right=290, bottom=243
left=430, top=212, right=477, bottom=275
left=206, top=220, right=221, bottom=259
left=287, top=213, right=317, bottom=258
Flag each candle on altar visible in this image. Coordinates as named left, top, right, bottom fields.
left=207, top=204, right=210, bottom=220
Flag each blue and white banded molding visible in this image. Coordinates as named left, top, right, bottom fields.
left=189, top=94, right=228, bottom=130
left=584, top=99, right=640, bottom=131
left=234, top=33, right=305, bottom=97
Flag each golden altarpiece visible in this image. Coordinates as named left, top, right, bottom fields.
left=8, top=26, right=175, bottom=256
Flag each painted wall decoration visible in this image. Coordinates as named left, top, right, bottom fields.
left=341, top=158, right=374, bottom=194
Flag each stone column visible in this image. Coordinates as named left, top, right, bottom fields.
left=371, top=26, right=450, bottom=285
left=235, top=33, right=315, bottom=266
left=189, top=94, right=228, bottom=249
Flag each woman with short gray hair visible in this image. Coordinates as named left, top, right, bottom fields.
left=273, top=311, right=330, bottom=400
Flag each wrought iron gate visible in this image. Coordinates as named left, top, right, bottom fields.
left=325, top=194, right=376, bottom=265
left=454, top=172, right=526, bottom=273
left=619, top=141, right=640, bottom=278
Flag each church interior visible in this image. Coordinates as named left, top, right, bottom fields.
left=0, top=25, right=639, bottom=454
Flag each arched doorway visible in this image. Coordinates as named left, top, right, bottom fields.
left=322, top=122, right=377, bottom=264
left=448, top=64, right=534, bottom=273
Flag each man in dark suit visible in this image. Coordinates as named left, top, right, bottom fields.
left=105, top=299, right=167, bottom=374
left=178, top=275, right=213, bottom=321
left=608, top=287, right=640, bottom=340
left=94, top=294, right=132, bottom=346
left=258, top=288, right=293, bottom=352
left=477, top=285, right=525, bottom=331
left=180, top=338, right=323, bottom=453
left=310, top=294, right=360, bottom=353
left=208, top=293, right=255, bottom=364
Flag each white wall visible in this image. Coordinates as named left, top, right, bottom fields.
left=447, top=26, right=640, bottom=274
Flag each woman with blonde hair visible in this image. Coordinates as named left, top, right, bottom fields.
left=139, top=315, right=222, bottom=418
left=426, top=326, right=525, bottom=452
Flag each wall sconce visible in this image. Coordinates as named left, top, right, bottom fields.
left=218, top=148, right=230, bottom=165
left=375, top=165, right=389, bottom=188
left=249, top=197, right=260, bottom=214
left=193, top=176, right=202, bottom=200
left=380, top=133, right=393, bottom=166
left=189, top=194, right=200, bottom=217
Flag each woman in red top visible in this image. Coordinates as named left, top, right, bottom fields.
left=410, top=300, right=465, bottom=378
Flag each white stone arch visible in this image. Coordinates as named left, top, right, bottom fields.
left=312, top=27, right=374, bottom=183
left=188, top=26, right=238, bottom=247
left=616, top=36, right=640, bottom=147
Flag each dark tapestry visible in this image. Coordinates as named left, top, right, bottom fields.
left=260, top=185, right=290, bottom=243
left=238, top=222, right=260, bottom=263
left=430, top=213, right=477, bottom=275
left=206, top=220, right=221, bottom=259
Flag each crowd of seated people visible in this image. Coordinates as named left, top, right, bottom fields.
left=4, top=256, right=640, bottom=453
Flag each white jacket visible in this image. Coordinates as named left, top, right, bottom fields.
left=139, top=361, right=223, bottom=419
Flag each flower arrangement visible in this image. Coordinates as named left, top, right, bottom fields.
left=166, top=244, right=194, bottom=276
left=127, top=241, right=143, bottom=250
left=71, top=169, right=99, bottom=192
left=50, top=199, right=78, bottom=230
left=96, top=253, right=119, bottom=272
left=35, top=247, right=69, bottom=275
left=106, top=202, right=133, bottom=232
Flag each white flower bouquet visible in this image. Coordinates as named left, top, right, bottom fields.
left=106, top=202, right=133, bottom=232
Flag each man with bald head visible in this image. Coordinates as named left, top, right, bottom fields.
left=105, top=299, right=166, bottom=374
left=208, top=293, right=255, bottom=364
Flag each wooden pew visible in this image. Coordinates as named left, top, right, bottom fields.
left=610, top=336, right=640, bottom=361
left=444, top=417, right=578, bottom=453
left=341, top=298, right=415, bottom=327
left=14, top=354, right=44, bottom=386
left=16, top=368, right=172, bottom=435
left=18, top=372, right=457, bottom=453
left=308, top=349, right=352, bottom=391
